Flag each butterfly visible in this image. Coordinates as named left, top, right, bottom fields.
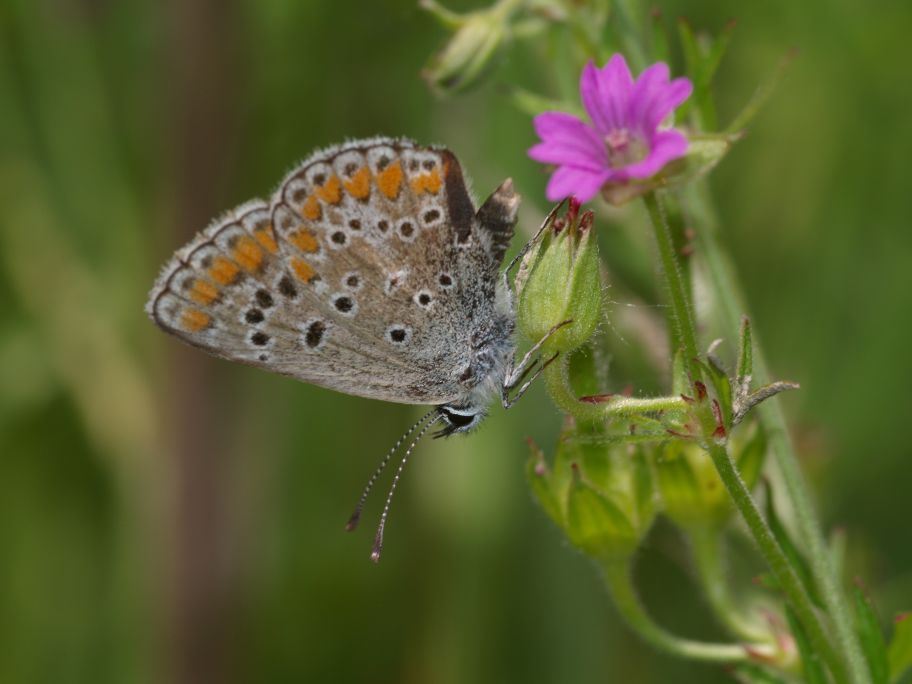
left=146, top=137, right=562, bottom=560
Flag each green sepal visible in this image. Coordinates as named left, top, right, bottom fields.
left=526, top=439, right=564, bottom=528
left=565, top=468, right=639, bottom=561
left=737, top=315, right=754, bottom=381
left=695, top=354, right=733, bottom=427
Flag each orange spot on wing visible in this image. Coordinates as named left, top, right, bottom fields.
left=209, top=257, right=240, bottom=285
left=411, top=168, right=442, bottom=195
left=291, top=258, right=317, bottom=283
left=316, top=176, right=342, bottom=204
left=254, top=224, right=278, bottom=254
left=290, top=229, right=319, bottom=253
left=233, top=235, right=264, bottom=272
left=302, top=194, right=322, bottom=221
left=190, top=279, right=219, bottom=305
left=181, top=308, right=211, bottom=332
left=376, top=161, right=403, bottom=199
left=344, top=166, right=371, bottom=200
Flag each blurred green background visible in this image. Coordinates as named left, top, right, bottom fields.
left=1, top=0, right=910, bottom=682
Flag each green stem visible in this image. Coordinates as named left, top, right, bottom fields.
left=543, top=356, right=688, bottom=422
left=683, top=183, right=870, bottom=684
left=700, top=439, right=847, bottom=681
left=644, top=190, right=850, bottom=683
left=688, top=525, right=771, bottom=643
left=601, top=559, right=768, bottom=663
left=643, top=192, right=700, bottom=376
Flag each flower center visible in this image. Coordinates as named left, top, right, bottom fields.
left=603, top=128, right=647, bottom=167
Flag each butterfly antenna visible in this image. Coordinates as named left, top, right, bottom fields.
left=370, top=414, right=442, bottom=563
left=345, top=409, right=437, bottom=532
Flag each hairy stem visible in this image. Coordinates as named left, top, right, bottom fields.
left=643, top=192, right=700, bottom=376
left=601, top=559, right=767, bottom=663
left=645, top=190, right=849, bottom=683
left=543, top=355, right=687, bottom=422
left=682, top=183, right=871, bottom=684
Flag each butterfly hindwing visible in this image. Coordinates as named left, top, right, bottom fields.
left=147, top=137, right=518, bottom=405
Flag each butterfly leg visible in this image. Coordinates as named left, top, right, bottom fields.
left=502, top=352, right=559, bottom=409
left=501, top=319, right=572, bottom=409
left=501, top=199, right=568, bottom=294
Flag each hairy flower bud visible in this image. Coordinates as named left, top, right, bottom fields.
left=516, top=200, right=600, bottom=355
left=527, top=417, right=657, bottom=562
left=421, top=0, right=516, bottom=95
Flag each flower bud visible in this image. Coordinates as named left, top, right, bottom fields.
left=527, top=416, right=657, bottom=562
left=516, top=200, right=601, bottom=355
left=421, top=0, right=514, bottom=95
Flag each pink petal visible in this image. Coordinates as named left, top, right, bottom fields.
left=545, top=165, right=611, bottom=203
left=622, top=129, right=688, bottom=179
left=631, top=70, right=693, bottom=133
left=581, top=55, right=633, bottom=133
left=628, top=62, right=669, bottom=128
left=530, top=112, right=606, bottom=170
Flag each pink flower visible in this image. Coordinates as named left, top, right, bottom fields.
left=529, top=54, right=693, bottom=203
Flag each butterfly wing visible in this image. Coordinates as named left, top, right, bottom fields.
left=146, top=138, right=517, bottom=405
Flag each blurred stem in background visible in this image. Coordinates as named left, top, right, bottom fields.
left=164, top=0, right=242, bottom=681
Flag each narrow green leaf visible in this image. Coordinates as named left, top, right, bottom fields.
left=763, top=480, right=822, bottom=606
left=785, top=605, right=828, bottom=684
left=700, top=19, right=736, bottom=89
left=725, top=49, right=797, bottom=134
left=888, top=613, right=912, bottom=683
left=854, top=584, right=890, bottom=684
left=675, top=17, right=701, bottom=121
left=649, top=8, right=669, bottom=63
left=737, top=316, right=753, bottom=381
left=677, top=17, right=701, bottom=82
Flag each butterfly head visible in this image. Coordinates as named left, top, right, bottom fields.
left=435, top=403, right=488, bottom=437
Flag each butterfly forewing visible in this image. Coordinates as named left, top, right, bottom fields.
left=147, top=137, right=508, bottom=405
